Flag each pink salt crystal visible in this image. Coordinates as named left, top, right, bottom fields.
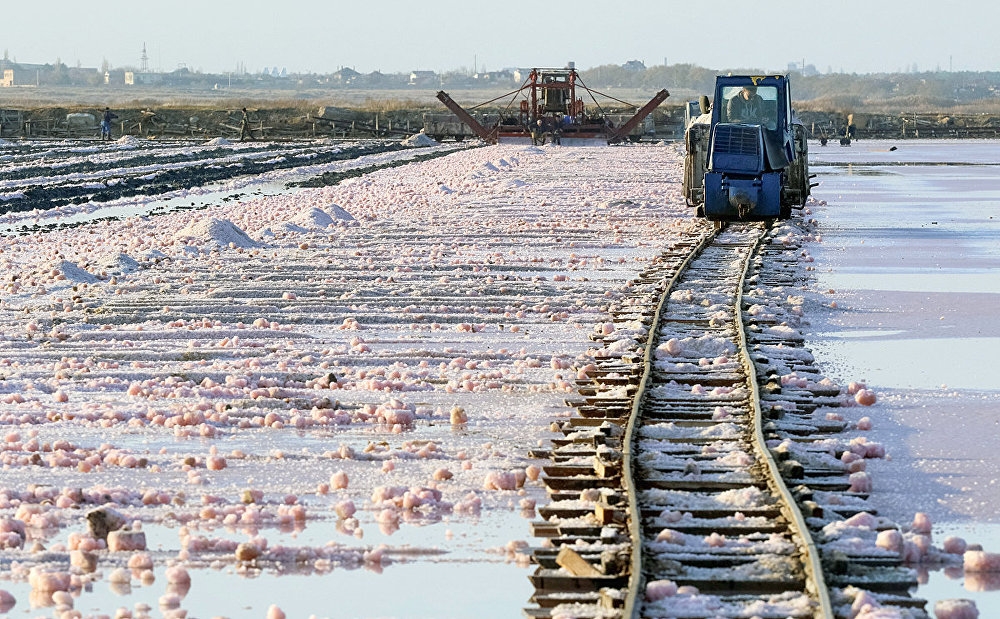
left=69, top=550, right=98, bottom=572
left=164, top=566, right=190, bottom=584
left=108, top=568, right=131, bottom=583
left=128, top=553, right=153, bottom=570
left=449, top=406, right=468, bottom=425
left=266, top=605, right=287, bottom=619
left=28, top=568, right=70, bottom=592
left=848, top=471, right=872, bottom=493
left=483, top=471, right=518, bottom=491
left=876, top=529, right=903, bottom=553
left=432, top=468, right=453, bottom=481
left=943, top=536, right=968, bottom=555
left=848, top=381, right=867, bottom=395
left=850, top=589, right=881, bottom=614
left=645, top=579, right=678, bottom=601
left=335, top=501, right=356, bottom=519
left=206, top=456, right=226, bottom=471
left=854, top=389, right=877, bottom=406
left=525, top=465, right=541, bottom=481
left=656, top=529, right=685, bottom=544
left=330, top=471, right=349, bottom=489
left=107, top=531, right=147, bottom=552
left=0, top=589, right=14, bottom=611
left=856, top=416, right=872, bottom=430
left=911, top=512, right=932, bottom=534
left=964, top=551, right=1000, bottom=572
left=843, top=512, right=879, bottom=529
left=704, top=532, right=726, bottom=547
left=895, top=542, right=919, bottom=563
left=51, top=590, right=73, bottom=608
left=158, top=593, right=181, bottom=608
left=933, top=599, right=979, bottom=619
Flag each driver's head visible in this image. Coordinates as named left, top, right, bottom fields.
left=742, top=85, right=757, bottom=98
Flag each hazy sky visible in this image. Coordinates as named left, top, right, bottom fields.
left=3, top=0, right=998, bottom=75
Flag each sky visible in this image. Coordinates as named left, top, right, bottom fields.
left=3, top=0, right=999, bottom=76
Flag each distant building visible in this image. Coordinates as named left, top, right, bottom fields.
left=124, top=71, right=163, bottom=86
left=332, top=67, right=362, bottom=85
left=622, top=60, right=646, bottom=72
left=0, top=61, right=41, bottom=87
left=473, top=69, right=514, bottom=83
left=409, top=70, right=437, bottom=86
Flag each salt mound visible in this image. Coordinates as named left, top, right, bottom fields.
left=115, top=135, right=141, bottom=148
left=402, top=132, right=438, bottom=147
left=55, top=260, right=99, bottom=284
left=173, top=218, right=261, bottom=249
left=288, top=207, right=334, bottom=230
left=204, top=137, right=232, bottom=146
left=100, top=252, right=141, bottom=275
left=328, top=203, right=355, bottom=221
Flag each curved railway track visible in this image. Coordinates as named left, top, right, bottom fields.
left=528, top=221, right=924, bottom=619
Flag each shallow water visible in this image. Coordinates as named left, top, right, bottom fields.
left=0, top=508, right=535, bottom=617
left=808, top=139, right=1000, bottom=612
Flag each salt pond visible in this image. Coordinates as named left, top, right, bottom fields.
left=808, top=139, right=1000, bottom=612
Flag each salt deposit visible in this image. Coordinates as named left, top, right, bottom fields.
left=0, top=136, right=992, bottom=617
left=0, top=141, right=695, bottom=616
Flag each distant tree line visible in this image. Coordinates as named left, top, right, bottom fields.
left=3, top=55, right=1000, bottom=113
left=578, top=63, right=1000, bottom=113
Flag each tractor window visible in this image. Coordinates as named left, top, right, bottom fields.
left=722, top=85, right=778, bottom=129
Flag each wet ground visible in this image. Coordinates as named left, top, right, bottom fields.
left=1, top=137, right=997, bottom=618
left=807, top=139, right=1000, bottom=613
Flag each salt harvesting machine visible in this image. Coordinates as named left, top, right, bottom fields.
left=431, top=66, right=669, bottom=145
left=683, top=74, right=815, bottom=221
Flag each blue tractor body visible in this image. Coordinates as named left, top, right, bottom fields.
left=683, top=75, right=811, bottom=222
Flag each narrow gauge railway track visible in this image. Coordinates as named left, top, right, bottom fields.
left=527, top=222, right=924, bottom=619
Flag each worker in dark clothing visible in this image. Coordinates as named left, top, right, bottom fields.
left=100, top=107, right=118, bottom=141
left=726, top=85, right=765, bottom=123
left=239, top=107, right=254, bottom=141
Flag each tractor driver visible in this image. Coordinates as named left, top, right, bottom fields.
left=726, top=84, right=765, bottom=123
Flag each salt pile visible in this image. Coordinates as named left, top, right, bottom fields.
left=284, top=206, right=335, bottom=231
left=115, top=135, right=142, bottom=148
left=173, top=217, right=261, bottom=248
left=402, top=132, right=439, bottom=146
left=54, top=259, right=99, bottom=283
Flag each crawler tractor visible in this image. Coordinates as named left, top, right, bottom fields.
left=683, top=75, right=813, bottom=221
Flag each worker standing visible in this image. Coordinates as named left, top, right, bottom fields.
left=531, top=119, right=542, bottom=146
left=239, top=107, right=254, bottom=141
left=100, top=107, right=118, bottom=141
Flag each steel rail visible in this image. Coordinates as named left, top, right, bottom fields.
left=736, top=227, right=835, bottom=619
left=620, top=225, right=720, bottom=619
left=620, top=222, right=833, bottom=619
